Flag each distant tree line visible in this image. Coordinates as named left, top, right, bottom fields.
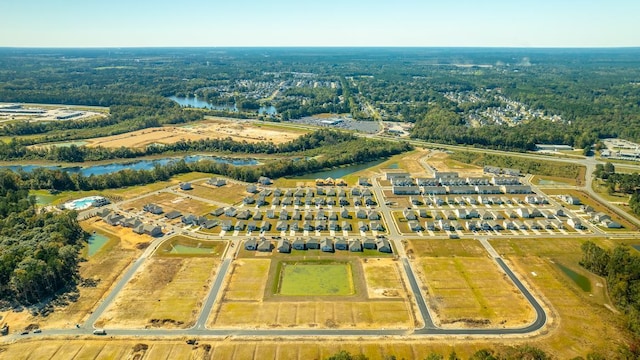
left=4, top=133, right=411, bottom=191
left=0, top=129, right=362, bottom=162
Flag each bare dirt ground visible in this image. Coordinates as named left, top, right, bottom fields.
left=95, top=257, right=219, bottom=329
left=86, top=118, right=304, bottom=148
left=362, top=259, right=408, bottom=299
left=126, top=191, right=215, bottom=217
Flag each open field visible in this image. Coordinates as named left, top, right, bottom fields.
left=223, top=259, right=271, bottom=301
left=278, top=262, right=354, bottom=296
left=408, top=239, right=535, bottom=328
left=126, top=191, right=215, bottom=216
left=106, top=172, right=213, bottom=200
left=95, top=256, right=219, bottom=329
left=0, top=338, right=550, bottom=360
left=190, top=180, right=247, bottom=205
left=499, top=254, right=627, bottom=358
left=211, top=300, right=411, bottom=329
left=489, top=237, right=613, bottom=305
left=418, top=256, right=536, bottom=328
left=362, top=259, right=407, bottom=299
left=341, top=150, right=430, bottom=185
left=156, top=236, right=226, bottom=257
left=85, top=118, right=305, bottom=148
left=406, top=239, right=488, bottom=258
left=531, top=175, right=578, bottom=187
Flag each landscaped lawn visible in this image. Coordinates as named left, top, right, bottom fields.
left=278, top=262, right=354, bottom=296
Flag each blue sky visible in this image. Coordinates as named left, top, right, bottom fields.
left=2, top=0, right=639, bottom=47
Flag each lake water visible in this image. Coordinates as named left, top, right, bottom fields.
left=88, top=233, right=109, bottom=257
left=169, top=96, right=277, bottom=115
left=557, top=263, right=591, bottom=292
left=291, top=159, right=387, bottom=180
left=0, top=154, right=259, bottom=176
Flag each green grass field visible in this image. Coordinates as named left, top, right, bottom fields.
left=278, top=262, right=354, bottom=296
left=156, top=236, right=226, bottom=257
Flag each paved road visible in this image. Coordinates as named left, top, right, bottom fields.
left=400, top=258, right=436, bottom=329
left=194, top=259, right=231, bottom=329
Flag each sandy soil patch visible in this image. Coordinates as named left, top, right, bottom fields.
left=125, top=191, right=215, bottom=217
left=362, top=259, right=407, bottom=299
left=416, top=257, right=535, bottom=328
left=86, top=118, right=303, bottom=148
left=95, top=257, right=219, bottom=329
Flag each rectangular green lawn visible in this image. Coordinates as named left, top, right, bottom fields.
left=278, top=263, right=354, bottom=296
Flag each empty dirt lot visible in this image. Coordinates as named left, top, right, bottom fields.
left=95, top=257, right=219, bottom=329
left=86, top=118, right=305, bottom=148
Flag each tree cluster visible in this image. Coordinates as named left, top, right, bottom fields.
left=581, top=241, right=640, bottom=336
left=0, top=171, right=87, bottom=305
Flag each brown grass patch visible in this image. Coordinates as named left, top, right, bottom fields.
left=95, top=257, right=218, bottom=329
left=362, top=259, right=407, bottom=299
left=417, top=257, right=535, bottom=328
left=86, top=119, right=304, bottom=148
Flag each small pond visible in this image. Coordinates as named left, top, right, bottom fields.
left=88, top=233, right=109, bottom=257
left=0, top=154, right=259, bottom=176
left=169, top=96, right=277, bottom=115
left=557, top=263, right=591, bottom=292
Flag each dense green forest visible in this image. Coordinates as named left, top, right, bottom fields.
left=581, top=241, right=640, bottom=337
left=1, top=48, right=640, bottom=151
left=0, top=171, right=87, bottom=306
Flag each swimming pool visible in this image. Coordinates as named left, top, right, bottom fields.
left=64, top=196, right=104, bottom=210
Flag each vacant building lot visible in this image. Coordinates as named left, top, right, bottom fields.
left=188, top=180, right=247, bottom=205
left=155, top=236, right=226, bottom=257
left=86, top=118, right=305, bottom=148
left=362, top=259, right=407, bottom=299
left=126, top=191, right=215, bottom=216
left=223, top=259, right=271, bottom=301
left=278, top=262, right=355, bottom=296
left=409, top=239, right=535, bottom=328
left=95, top=254, right=219, bottom=329
left=210, top=257, right=412, bottom=329
left=489, top=237, right=628, bottom=358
